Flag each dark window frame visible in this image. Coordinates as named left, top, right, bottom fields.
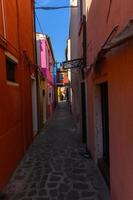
left=6, top=57, right=17, bottom=82
left=59, top=73, right=64, bottom=80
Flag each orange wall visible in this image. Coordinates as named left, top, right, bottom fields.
left=17, top=0, right=34, bottom=151
left=86, top=41, right=133, bottom=200
left=5, top=0, right=19, bottom=51
left=57, top=71, right=69, bottom=85
left=0, top=3, right=4, bottom=36
left=18, top=0, right=34, bottom=60
left=0, top=0, right=34, bottom=189
left=86, top=1, right=133, bottom=199
left=0, top=51, right=23, bottom=188
left=108, top=43, right=133, bottom=200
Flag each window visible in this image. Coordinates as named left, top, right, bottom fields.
left=59, top=73, right=64, bottom=80
left=6, top=58, right=16, bottom=82
left=42, top=89, right=45, bottom=96
left=95, top=82, right=110, bottom=186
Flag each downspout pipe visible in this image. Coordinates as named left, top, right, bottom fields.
left=33, top=1, right=40, bottom=133
left=82, top=14, right=87, bottom=77
left=81, top=14, right=87, bottom=144
left=81, top=13, right=91, bottom=156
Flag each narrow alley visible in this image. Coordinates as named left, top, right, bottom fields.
left=1, top=0, right=133, bottom=199
left=4, top=102, right=109, bottom=200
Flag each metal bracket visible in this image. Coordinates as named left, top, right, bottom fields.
left=61, top=58, right=84, bottom=69
left=0, top=35, right=7, bottom=49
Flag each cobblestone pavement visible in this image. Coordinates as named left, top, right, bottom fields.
left=4, top=102, right=110, bottom=200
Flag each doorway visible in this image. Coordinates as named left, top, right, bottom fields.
left=81, top=81, right=87, bottom=144
left=31, top=79, right=38, bottom=137
left=42, top=89, right=46, bottom=124
left=95, top=82, right=110, bottom=186
left=101, top=82, right=109, bottom=166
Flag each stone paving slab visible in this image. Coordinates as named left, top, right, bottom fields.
left=4, top=102, right=110, bottom=200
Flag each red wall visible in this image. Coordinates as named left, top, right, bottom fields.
left=0, top=0, right=34, bottom=189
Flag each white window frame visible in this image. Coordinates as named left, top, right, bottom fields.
left=5, top=51, right=19, bottom=86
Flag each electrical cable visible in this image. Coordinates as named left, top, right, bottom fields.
left=35, top=6, right=78, bottom=10
left=35, top=12, right=44, bottom=34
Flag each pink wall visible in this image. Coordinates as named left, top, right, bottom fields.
left=40, top=39, right=54, bottom=85
left=38, top=36, right=55, bottom=119
left=40, top=40, right=47, bottom=70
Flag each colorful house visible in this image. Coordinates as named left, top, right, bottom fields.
left=0, top=0, right=35, bottom=189
left=57, top=68, right=70, bottom=102
left=36, top=33, right=55, bottom=125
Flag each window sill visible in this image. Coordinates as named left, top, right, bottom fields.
left=6, top=81, right=19, bottom=87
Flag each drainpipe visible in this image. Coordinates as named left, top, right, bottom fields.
left=82, top=14, right=87, bottom=76
left=1, top=0, right=6, bottom=38
left=81, top=13, right=91, bottom=157
left=33, top=1, right=40, bottom=133
left=33, top=2, right=37, bottom=63
left=54, top=62, right=58, bottom=107
left=80, top=14, right=87, bottom=144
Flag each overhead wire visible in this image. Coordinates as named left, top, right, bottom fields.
left=34, top=10, right=46, bottom=74
left=35, top=12, right=44, bottom=34
left=34, top=0, right=77, bottom=10
left=35, top=6, right=78, bottom=10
